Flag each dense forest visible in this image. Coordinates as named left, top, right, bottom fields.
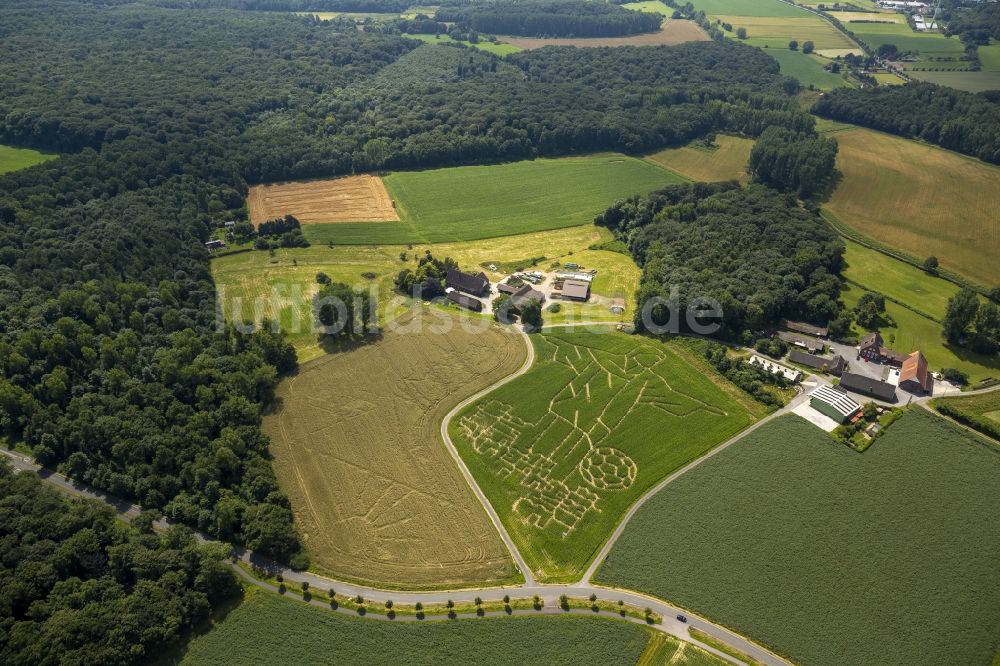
left=812, top=83, right=1000, bottom=164
left=748, top=127, right=838, bottom=199
left=435, top=0, right=663, bottom=38
left=942, top=0, right=1000, bottom=44
left=0, top=1, right=819, bottom=570
left=596, top=183, right=845, bottom=338
left=149, top=0, right=414, bottom=10
left=0, top=462, right=239, bottom=664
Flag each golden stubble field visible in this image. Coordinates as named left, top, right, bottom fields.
left=248, top=175, right=400, bottom=226
left=825, top=127, right=1000, bottom=288
left=500, top=19, right=708, bottom=49
left=264, top=311, right=526, bottom=587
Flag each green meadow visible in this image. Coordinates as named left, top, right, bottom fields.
left=686, top=0, right=806, bottom=18
left=180, top=590, right=652, bottom=665
left=303, top=156, right=680, bottom=245
left=757, top=47, right=849, bottom=89
left=407, top=32, right=523, bottom=56
left=0, top=144, right=57, bottom=175
left=622, top=1, right=674, bottom=16
left=847, top=21, right=965, bottom=57
left=597, top=411, right=1000, bottom=666
left=450, top=328, right=755, bottom=582
left=842, top=239, right=959, bottom=320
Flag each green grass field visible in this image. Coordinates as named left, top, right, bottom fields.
left=825, top=127, right=1000, bottom=288
left=935, top=392, right=1000, bottom=442
left=644, top=135, right=754, bottom=182
left=905, top=69, right=1000, bottom=93
left=687, top=0, right=806, bottom=18
left=842, top=239, right=959, bottom=319
left=757, top=47, right=849, bottom=89
left=597, top=411, right=1000, bottom=666
left=407, top=32, right=523, bottom=56
left=0, top=144, right=57, bottom=175
left=730, top=17, right=853, bottom=50
left=180, top=589, right=653, bottom=665
left=840, top=282, right=1000, bottom=384
left=847, top=21, right=965, bottom=57
left=450, top=328, right=755, bottom=582
left=302, top=156, right=681, bottom=245
left=622, top=1, right=674, bottom=16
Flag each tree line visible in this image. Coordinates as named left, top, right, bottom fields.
left=435, top=0, right=662, bottom=38
left=596, top=182, right=845, bottom=339
left=0, top=461, right=240, bottom=664
left=811, top=82, right=1000, bottom=165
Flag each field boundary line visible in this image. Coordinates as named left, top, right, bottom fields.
left=439, top=328, right=538, bottom=586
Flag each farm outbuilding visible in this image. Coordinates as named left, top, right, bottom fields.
left=778, top=331, right=824, bottom=353
left=447, top=291, right=483, bottom=312
left=780, top=319, right=828, bottom=338
left=510, top=284, right=545, bottom=311
left=839, top=372, right=897, bottom=402
left=809, top=385, right=861, bottom=424
left=789, top=350, right=847, bottom=376
left=560, top=279, right=591, bottom=302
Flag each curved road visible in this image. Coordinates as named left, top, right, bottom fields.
left=438, top=328, right=537, bottom=586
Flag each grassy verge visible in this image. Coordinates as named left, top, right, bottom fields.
left=689, top=627, right=765, bottom=666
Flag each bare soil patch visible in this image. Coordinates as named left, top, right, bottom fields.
left=248, top=175, right=400, bottom=226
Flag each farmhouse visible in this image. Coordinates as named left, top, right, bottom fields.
left=839, top=372, right=897, bottom=402
left=858, top=332, right=910, bottom=366
left=446, top=267, right=490, bottom=297
left=858, top=331, right=884, bottom=362
left=789, top=349, right=847, bottom=376
left=898, top=351, right=932, bottom=393
left=447, top=290, right=484, bottom=312
left=780, top=319, right=828, bottom=338
left=560, top=279, right=591, bottom=302
left=510, top=284, right=545, bottom=312
left=497, top=282, right=519, bottom=295
left=778, top=331, right=824, bottom=353
left=810, top=385, right=861, bottom=424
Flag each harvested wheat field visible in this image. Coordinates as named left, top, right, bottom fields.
left=500, top=20, right=707, bottom=49
left=248, top=175, right=399, bottom=226
left=265, top=311, right=525, bottom=587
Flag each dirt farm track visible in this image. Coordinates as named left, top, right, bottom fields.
left=248, top=175, right=400, bottom=226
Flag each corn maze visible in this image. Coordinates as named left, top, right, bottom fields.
left=452, top=328, right=755, bottom=581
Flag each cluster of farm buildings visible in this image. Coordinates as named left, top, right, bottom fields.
left=748, top=318, right=944, bottom=429
left=443, top=264, right=596, bottom=315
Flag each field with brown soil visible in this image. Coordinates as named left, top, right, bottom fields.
left=265, top=312, right=525, bottom=587
left=499, top=20, right=708, bottom=49
left=248, top=175, right=399, bottom=225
